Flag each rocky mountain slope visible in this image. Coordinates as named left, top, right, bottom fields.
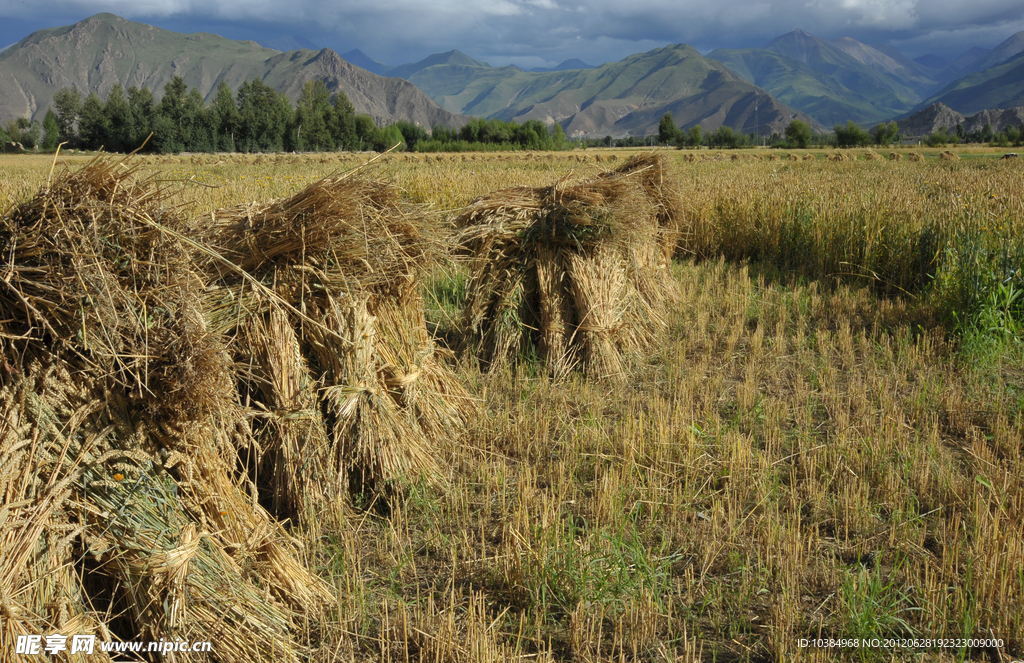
left=394, top=43, right=820, bottom=137
left=0, top=13, right=470, bottom=129
left=917, top=51, right=1024, bottom=116
left=898, top=102, right=1024, bottom=136
left=709, top=30, right=936, bottom=125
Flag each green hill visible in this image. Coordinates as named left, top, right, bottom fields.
left=706, top=47, right=890, bottom=125
left=706, top=30, right=949, bottom=126
left=0, top=13, right=469, bottom=129
left=397, top=43, right=820, bottom=137
left=917, top=51, right=1024, bottom=115
left=763, top=31, right=930, bottom=112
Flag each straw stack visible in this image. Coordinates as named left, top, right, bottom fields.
left=200, top=170, right=473, bottom=515
left=452, top=153, right=682, bottom=379
left=0, top=157, right=331, bottom=661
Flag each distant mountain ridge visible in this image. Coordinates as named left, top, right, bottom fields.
left=914, top=54, right=949, bottom=71
left=708, top=29, right=935, bottom=125
left=0, top=13, right=470, bottom=130
left=4, top=14, right=1024, bottom=138
left=916, top=50, right=1024, bottom=115
left=706, top=29, right=1024, bottom=126
left=707, top=46, right=894, bottom=126
left=529, top=59, right=595, bottom=72
left=392, top=42, right=820, bottom=137
left=387, top=50, right=490, bottom=80
left=260, top=36, right=319, bottom=52
left=341, top=49, right=391, bottom=76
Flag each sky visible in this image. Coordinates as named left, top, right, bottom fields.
left=2, top=0, right=1023, bottom=69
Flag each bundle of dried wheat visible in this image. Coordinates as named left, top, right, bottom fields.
left=0, top=156, right=331, bottom=662
left=452, top=153, right=682, bottom=379
left=200, top=170, right=473, bottom=518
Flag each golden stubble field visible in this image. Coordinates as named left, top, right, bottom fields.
left=1, top=147, right=1022, bottom=662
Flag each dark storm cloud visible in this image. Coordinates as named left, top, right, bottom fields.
left=2, top=0, right=1023, bottom=65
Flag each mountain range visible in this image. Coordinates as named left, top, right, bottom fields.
left=392, top=44, right=820, bottom=137
left=706, top=29, right=1024, bottom=125
left=375, top=29, right=1024, bottom=131
left=0, top=14, right=469, bottom=131
left=2, top=13, right=1024, bottom=138
left=916, top=50, right=1024, bottom=116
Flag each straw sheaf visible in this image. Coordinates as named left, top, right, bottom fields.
left=82, top=464, right=314, bottom=663
left=451, top=153, right=681, bottom=377
left=608, top=154, right=687, bottom=259
left=0, top=369, right=114, bottom=662
left=1, top=158, right=208, bottom=410
left=201, top=174, right=434, bottom=293
left=0, top=155, right=469, bottom=659
left=1, top=158, right=333, bottom=661
left=372, top=291, right=475, bottom=441
left=201, top=170, right=472, bottom=502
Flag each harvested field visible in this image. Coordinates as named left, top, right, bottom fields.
left=1, top=148, right=1022, bottom=662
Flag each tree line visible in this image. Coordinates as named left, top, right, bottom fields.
left=3, top=78, right=364, bottom=153
left=922, top=122, right=1024, bottom=147
left=1, top=77, right=570, bottom=154
left=656, top=113, right=905, bottom=149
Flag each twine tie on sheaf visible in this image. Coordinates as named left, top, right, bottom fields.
left=576, top=322, right=624, bottom=335
left=335, top=381, right=379, bottom=417
left=384, top=363, right=422, bottom=390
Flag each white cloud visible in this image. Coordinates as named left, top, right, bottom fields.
left=837, top=0, right=917, bottom=28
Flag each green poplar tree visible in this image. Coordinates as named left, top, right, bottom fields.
left=551, top=122, right=567, bottom=150
left=42, top=109, right=60, bottom=149
left=236, top=78, right=292, bottom=152
left=52, top=87, right=82, bottom=145
left=213, top=81, right=239, bottom=152
left=104, top=84, right=131, bottom=152
left=658, top=113, right=681, bottom=145
left=126, top=86, right=155, bottom=150
left=77, top=92, right=109, bottom=150
left=330, top=89, right=358, bottom=151
left=785, top=120, right=812, bottom=149
left=293, top=79, right=334, bottom=151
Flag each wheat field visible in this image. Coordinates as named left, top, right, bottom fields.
left=1, top=147, right=1022, bottom=662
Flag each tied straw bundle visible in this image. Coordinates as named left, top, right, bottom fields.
left=199, top=167, right=474, bottom=517
left=452, top=153, right=684, bottom=379
left=1, top=152, right=474, bottom=661
left=0, top=155, right=333, bottom=661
